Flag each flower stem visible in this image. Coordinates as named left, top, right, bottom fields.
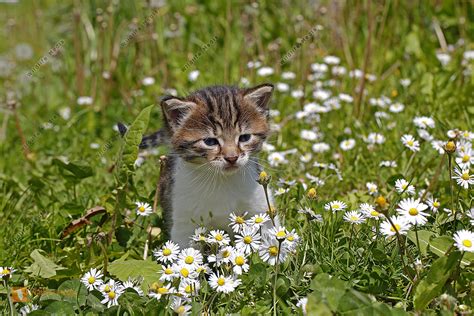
left=273, top=240, right=282, bottom=316
left=4, top=279, right=14, bottom=316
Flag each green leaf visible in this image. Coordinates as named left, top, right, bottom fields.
left=44, top=301, right=75, bottom=314
left=24, top=249, right=66, bottom=279
left=310, top=273, right=347, bottom=311
left=108, top=259, right=160, bottom=292
left=53, top=159, right=94, bottom=182
left=429, top=236, right=474, bottom=266
left=116, top=105, right=154, bottom=184
left=414, top=251, right=462, bottom=311
left=86, top=293, right=105, bottom=312
left=57, top=279, right=87, bottom=307
left=407, top=230, right=434, bottom=256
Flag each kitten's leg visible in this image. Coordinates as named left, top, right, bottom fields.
left=170, top=219, right=196, bottom=247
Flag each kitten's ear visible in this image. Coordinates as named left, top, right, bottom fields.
left=243, top=83, right=274, bottom=114
left=161, top=96, right=197, bottom=130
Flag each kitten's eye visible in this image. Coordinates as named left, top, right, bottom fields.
left=239, top=134, right=251, bottom=143
left=203, top=138, right=219, bottom=146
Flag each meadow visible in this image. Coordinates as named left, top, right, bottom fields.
left=0, top=0, right=473, bottom=315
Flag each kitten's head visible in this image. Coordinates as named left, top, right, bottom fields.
left=161, top=84, right=273, bottom=174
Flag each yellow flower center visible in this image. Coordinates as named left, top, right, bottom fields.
left=158, top=287, right=168, bottom=294
left=235, top=256, right=245, bottom=266
left=215, top=234, right=223, bottom=241
left=162, top=248, right=171, bottom=256
left=409, top=208, right=418, bottom=216
left=276, top=231, right=286, bottom=239
left=370, top=210, right=379, bottom=217
left=139, top=206, right=145, bottom=212
left=222, top=250, right=230, bottom=258
left=164, top=268, right=173, bottom=275
left=185, top=256, right=194, bottom=264
left=332, top=204, right=340, bottom=209
left=255, top=217, right=263, bottom=224
left=401, top=184, right=407, bottom=189
left=104, top=285, right=111, bottom=293
left=287, top=235, right=294, bottom=241
left=108, top=291, right=116, bottom=299
left=88, top=276, right=95, bottom=284
left=177, top=306, right=186, bottom=313
left=199, top=235, right=206, bottom=241
left=2, top=269, right=10, bottom=275
left=407, top=140, right=414, bottom=146
left=259, top=171, right=268, bottom=181
left=307, top=188, right=317, bottom=198
left=217, top=277, right=226, bottom=286
left=235, top=216, right=245, bottom=224
left=462, top=239, right=472, bottom=248
left=462, top=155, right=470, bottom=162
left=350, top=216, right=359, bottom=221
left=185, top=285, right=192, bottom=293
left=269, top=246, right=278, bottom=256
left=433, top=201, right=440, bottom=207
left=180, top=268, right=189, bottom=278
left=390, top=224, right=401, bottom=232
left=243, top=236, right=252, bottom=244
left=461, top=173, right=470, bottom=181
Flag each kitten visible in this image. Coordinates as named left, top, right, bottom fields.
left=121, top=84, right=274, bottom=246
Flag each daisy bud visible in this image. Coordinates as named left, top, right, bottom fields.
left=444, top=140, right=456, bottom=154
left=257, top=170, right=270, bottom=185
left=375, top=196, right=388, bottom=209
left=307, top=188, right=317, bottom=199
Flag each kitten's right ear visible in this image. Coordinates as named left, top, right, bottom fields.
left=160, top=96, right=197, bottom=130
left=243, top=83, right=274, bottom=114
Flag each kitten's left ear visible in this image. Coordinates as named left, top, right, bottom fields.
left=243, top=83, right=274, bottom=114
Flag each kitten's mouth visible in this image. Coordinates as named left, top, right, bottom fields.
left=223, top=164, right=239, bottom=173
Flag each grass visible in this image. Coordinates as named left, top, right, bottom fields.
left=0, top=0, right=473, bottom=315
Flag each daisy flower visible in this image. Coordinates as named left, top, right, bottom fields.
left=365, top=133, right=385, bottom=144
left=122, top=277, right=144, bottom=296
left=284, top=228, right=300, bottom=251
left=229, top=212, right=248, bottom=233
left=235, top=226, right=261, bottom=254
left=100, top=280, right=124, bottom=308
left=207, top=230, right=230, bottom=246
left=259, top=235, right=289, bottom=266
left=340, top=139, right=356, bottom=151
left=413, top=116, right=435, bottom=129
left=80, top=268, right=104, bottom=291
left=397, top=198, right=429, bottom=225
left=208, top=273, right=241, bottom=293
left=268, top=226, right=288, bottom=241
left=324, top=200, right=347, bottom=212
left=300, top=129, right=318, bottom=141
left=230, top=250, right=249, bottom=275
left=360, top=203, right=383, bottom=220
left=178, top=248, right=203, bottom=269
left=0, top=266, right=15, bottom=279
left=170, top=297, right=192, bottom=315
left=268, top=152, right=288, bottom=167
left=312, top=142, right=330, bottom=153
left=401, top=134, right=420, bottom=152
left=191, top=227, right=208, bottom=243
left=453, top=230, right=474, bottom=252
left=208, top=246, right=234, bottom=267
left=389, top=103, right=404, bottom=113
left=426, top=197, right=440, bottom=212
left=466, top=208, right=474, bottom=226
left=453, top=167, right=473, bottom=189
left=343, top=210, right=366, bottom=224
left=380, top=160, right=398, bottom=168
left=154, top=241, right=180, bottom=263
left=298, top=207, right=323, bottom=222
left=178, top=279, right=200, bottom=297
left=380, top=216, right=412, bottom=237
left=456, top=149, right=473, bottom=169
left=395, top=179, right=415, bottom=195
left=366, top=182, right=378, bottom=195
left=274, top=187, right=290, bottom=196
left=148, top=282, right=173, bottom=300
left=135, top=201, right=153, bottom=216
left=19, top=304, right=40, bottom=315
left=159, top=265, right=176, bottom=282
left=173, top=264, right=198, bottom=280
left=247, top=213, right=270, bottom=227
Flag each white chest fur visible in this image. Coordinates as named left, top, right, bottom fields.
left=170, top=158, right=271, bottom=246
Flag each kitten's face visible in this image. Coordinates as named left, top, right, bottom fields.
left=161, top=84, right=273, bottom=174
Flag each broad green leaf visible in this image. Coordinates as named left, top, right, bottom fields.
left=414, top=251, right=462, bottom=311
left=87, top=293, right=105, bottom=312
left=52, top=159, right=94, bottom=182
left=108, top=259, right=160, bottom=292
left=407, top=230, right=434, bottom=256
left=116, top=105, right=154, bottom=184
left=44, top=301, right=75, bottom=314
left=57, top=279, right=87, bottom=307
left=310, top=273, right=348, bottom=311
left=24, top=249, right=66, bottom=279
left=429, top=236, right=474, bottom=266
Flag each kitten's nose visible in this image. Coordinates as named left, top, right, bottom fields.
left=224, top=156, right=238, bottom=164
